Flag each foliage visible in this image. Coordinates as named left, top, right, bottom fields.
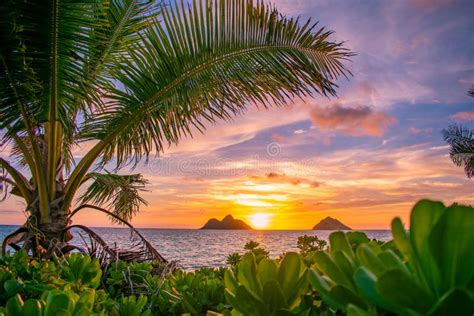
left=0, top=251, right=113, bottom=315
left=309, top=200, right=474, bottom=315
left=226, top=253, right=242, bottom=268
left=79, top=172, right=149, bottom=222
left=153, top=268, right=228, bottom=315
left=226, top=241, right=270, bottom=269
left=0, top=0, right=352, bottom=255
left=224, top=252, right=313, bottom=315
left=115, top=295, right=150, bottom=316
left=297, top=235, right=328, bottom=255
left=1, top=200, right=473, bottom=315
left=243, top=241, right=270, bottom=262
left=442, top=124, right=474, bottom=178
left=308, top=231, right=398, bottom=315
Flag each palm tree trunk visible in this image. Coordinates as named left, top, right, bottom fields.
left=36, top=208, right=72, bottom=245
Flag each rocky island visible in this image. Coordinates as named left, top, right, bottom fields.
left=201, top=215, right=252, bottom=230
left=313, top=216, right=351, bottom=230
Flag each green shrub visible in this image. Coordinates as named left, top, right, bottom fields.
left=297, top=235, right=327, bottom=255
left=224, top=252, right=313, bottom=315
left=309, top=199, right=474, bottom=315
left=61, top=254, right=102, bottom=290
left=225, top=253, right=242, bottom=268
left=3, top=289, right=98, bottom=316
left=1, top=199, right=473, bottom=315
left=153, top=267, right=228, bottom=315
left=113, top=295, right=150, bottom=316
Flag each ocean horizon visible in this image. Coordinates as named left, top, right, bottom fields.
left=0, top=225, right=392, bottom=270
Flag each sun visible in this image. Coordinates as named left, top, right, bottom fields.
left=248, top=213, right=271, bottom=229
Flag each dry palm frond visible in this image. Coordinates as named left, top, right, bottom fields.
left=62, top=225, right=118, bottom=266
left=1, top=226, right=28, bottom=255
left=70, top=204, right=167, bottom=263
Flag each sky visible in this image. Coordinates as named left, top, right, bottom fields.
left=1, top=0, right=473, bottom=229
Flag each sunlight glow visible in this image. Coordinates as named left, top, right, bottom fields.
left=248, top=213, right=271, bottom=229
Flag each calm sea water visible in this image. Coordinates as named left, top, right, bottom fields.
left=0, top=225, right=391, bottom=270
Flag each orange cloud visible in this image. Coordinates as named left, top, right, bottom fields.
left=309, top=103, right=397, bottom=137
left=264, top=172, right=320, bottom=188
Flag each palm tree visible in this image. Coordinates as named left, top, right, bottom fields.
left=442, top=88, right=474, bottom=179
left=443, top=126, right=474, bottom=178
left=0, top=0, right=352, bottom=258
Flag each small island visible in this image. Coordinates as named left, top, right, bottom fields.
left=313, top=216, right=351, bottom=230
left=201, top=215, right=253, bottom=230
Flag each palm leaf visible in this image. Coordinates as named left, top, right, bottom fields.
left=442, top=125, right=474, bottom=178
left=68, top=206, right=167, bottom=262
left=79, top=171, right=149, bottom=221
left=79, top=0, right=353, bottom=168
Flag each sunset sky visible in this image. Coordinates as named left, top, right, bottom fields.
left=1, top=0, right=473, bottom=229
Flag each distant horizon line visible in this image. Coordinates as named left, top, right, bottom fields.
left=0, top=223, right=391, bottom=231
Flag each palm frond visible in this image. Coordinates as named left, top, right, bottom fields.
left=62, top=225, right=119, bottom=265
left=0, top=168, right=12, bottom=201
left=69, top=205, right=167, bottom=262
left=79, top=171, right=149, bottom=221
left=80, top=0, right=353, bottom=168
left=442, top=125, right=474, bottom=178
left=73, top=0, right=161, bottom=118
left=1, top=226, right=29, bottom=255
left=0, top=158, right=32, bottom=202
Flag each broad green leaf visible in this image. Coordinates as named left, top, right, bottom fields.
left=429, top=204, right=474, bottom=291
left=376, top=269, right=434, bottom=313
left=262, top=280, right=286, bottom=311
left=329, top=232, right=354, bottom=257
left=6, top=294, right=23, bottom=315
left=224, top=270, right=238, bottom=294
left=237, top=253, right=261, bottom=298
left=377, top=250, right=408, bottom=274
left=278, top=252, right=303, bottom=303
left=333, top=251, right=357, bottom=290
left=354, top=267, right=405, bottom=314
left=356, top=245, right=385, bottom=277
left=347, top=232, right=369, bottom=246
left=347, top=304, right=375, bottom=316
left=409, top=199, right=445, bottom=291
left=329, top=285, right=368, bottom=309
left=428, top=288, right=474, bottom=316
left=76, top=289, right=95, bottom=311
left=4, top=279, right=21, bottom=297
left=391, top=217, right=412, bottom=259
left=22, top=299, right=42, bottom=316
left=257, top=259, right=278, bottom=287
left=44, top=292, right=72, bottom=314
left=313, top=251, right=352, bottom=289
left=288, top=270, right=308, bottom=308
left=234, top=285, right=266, bottom=315
left=308, top=269, right=343, bottom=310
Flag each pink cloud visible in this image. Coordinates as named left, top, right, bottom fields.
left=309, top=103, right=397, bottom=137
left=450, top=111, right=474, bottom=121
left=409, top=127, right=433, bottom=135
left=412, top=0, right=456, bottom=10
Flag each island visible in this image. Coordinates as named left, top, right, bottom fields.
left=200, top=215, right=253, bottom=230
left=313, top=216, right=351, bottom=230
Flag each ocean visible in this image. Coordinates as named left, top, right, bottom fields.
left=0, top=225, right=392, bottom=270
